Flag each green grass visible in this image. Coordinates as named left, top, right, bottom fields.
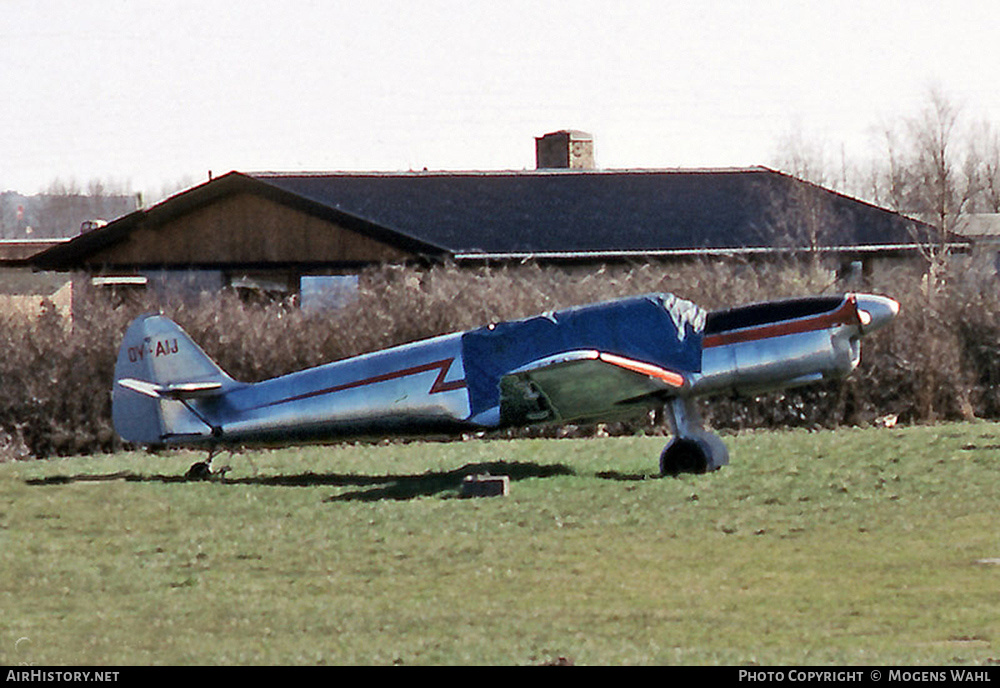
left=3, top=423, right=1000, bottom=665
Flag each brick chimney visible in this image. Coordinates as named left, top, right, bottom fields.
left=535, top=130, right=595, bottom=169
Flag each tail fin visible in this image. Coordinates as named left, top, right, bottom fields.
left=113, top=314, right=237, bottom=445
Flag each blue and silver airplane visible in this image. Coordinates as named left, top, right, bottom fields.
left=112, top=291, right=898, bottom=476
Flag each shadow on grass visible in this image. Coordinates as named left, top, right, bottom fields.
left=323, top=461, right=577, bottom=502
left=594, top=470, right=662, bottom=482
left=25, top=461, right=581, bottom=502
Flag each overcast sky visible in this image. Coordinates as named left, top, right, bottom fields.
left=3, top=0, right=999, bottom=198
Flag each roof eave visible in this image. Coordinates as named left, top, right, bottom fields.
left=453, top=243, right=966, bottom=263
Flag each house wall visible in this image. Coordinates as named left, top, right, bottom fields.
left=61, top=193, right=422, bottom=314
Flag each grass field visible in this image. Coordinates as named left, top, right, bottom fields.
left=2, top=422, right=1000, bottom=666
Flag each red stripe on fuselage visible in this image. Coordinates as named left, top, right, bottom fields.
left=702, top=298, right=858, bottom=348
left=258, top=358, right=466, bottom=409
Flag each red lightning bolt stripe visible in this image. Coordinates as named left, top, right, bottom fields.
left=256, top=358, right=466, bottom=409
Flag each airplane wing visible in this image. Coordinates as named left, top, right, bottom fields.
left=462, top=293, right=705, bottom=427
left=498, top=350, right=688, bottom=426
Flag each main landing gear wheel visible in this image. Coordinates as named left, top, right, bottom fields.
left=659, top=438, right=709, bottom=476
left=659, top=433, right=730, bottom=476
left=660, top=397, right=730, bottom=476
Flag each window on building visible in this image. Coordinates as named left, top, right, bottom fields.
left=300, top=275, right=359, bottom=311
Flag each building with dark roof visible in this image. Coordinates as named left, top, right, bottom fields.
left=30, top=132, right=949, bottom=309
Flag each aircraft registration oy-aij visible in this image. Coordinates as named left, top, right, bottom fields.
left=112, top=291, right=899, bottom=476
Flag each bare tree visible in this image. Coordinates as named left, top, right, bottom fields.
left=771, top=126, right=834, bottom=188
left=905, top=88, right=976, bottom=247
left=969, top=120, right=1000, bottom=213
left=768, top=89, right=997, bottom=421
left=879, top=88, right=981, bottom=419
left=865, top=126, right=912, bottom=213
left=29, top=177, right=138, bottom=237
left=778, top=88, right=989, bottom=252
left=845, top=87, right=982, bottom=283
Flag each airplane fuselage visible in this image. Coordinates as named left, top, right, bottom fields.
left=115, top=293, right=896, bottom=453
left=199, top=333, right=472, bottom=444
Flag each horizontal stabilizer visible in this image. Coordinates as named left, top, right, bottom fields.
left=117, top=378, right=225, bottom=399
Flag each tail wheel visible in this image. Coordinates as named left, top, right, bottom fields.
left=185, top=461, right=212, bottom=480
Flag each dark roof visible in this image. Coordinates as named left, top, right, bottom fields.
left=250, top=168, right=928, bottom=255
left=32, top=167, right=940, bottom=270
